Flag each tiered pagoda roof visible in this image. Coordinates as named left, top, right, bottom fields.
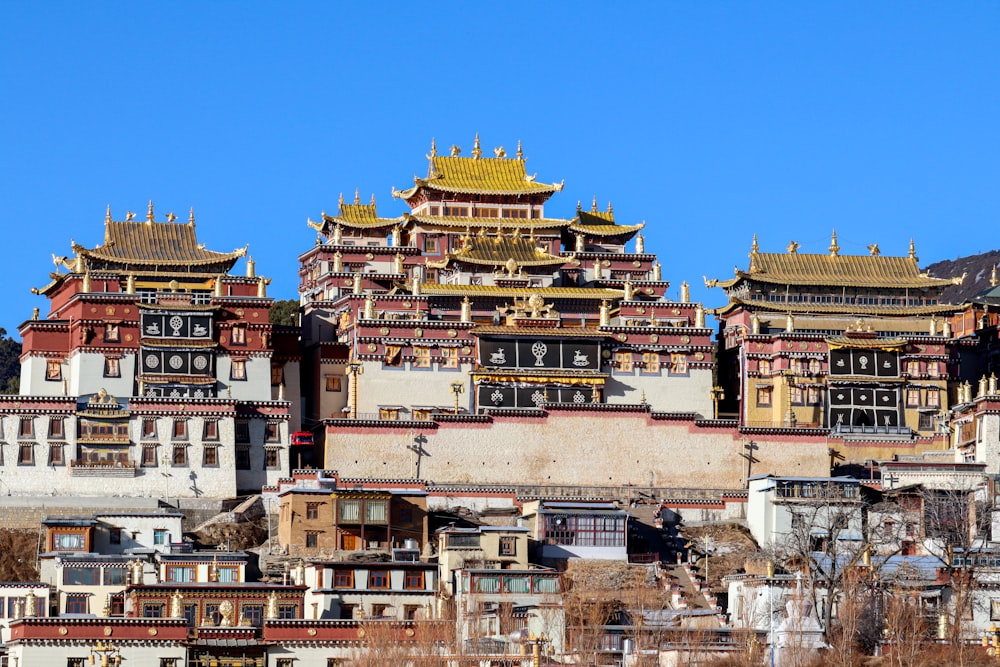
left=311, top=191, right=404, bottom=233
left=567, top=201, right=646, bottom=238
left=427, top=232, right=568, bottom=270
left=393, top=136, right=564, bottom=200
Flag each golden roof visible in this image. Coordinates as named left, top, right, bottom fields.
left=727, top=251, right=960, bottom=289
left=567, top=202, right=645, bottom=237
left=415, top=283, right=624, bottom=300
left=394, top=140, right=564, bottom=197
left=435, top=234, right=568, bottom=269
left=313, top=192, right=404, bottom=231
left=77, top=208, right=246, bottom=269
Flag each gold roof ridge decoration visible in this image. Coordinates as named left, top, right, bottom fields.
left=74, top=204, right=248, bottom=269
left=429, top=234, right=569, bottom=270
left=393, top=136, right=565, bottom=198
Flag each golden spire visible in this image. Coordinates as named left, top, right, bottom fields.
left=450, top=144, right=461, bottom=156
left=105, top=204, right=112, bottom=224
left=750, top=233, right=759, bottom=254
left=354, top=188, right=360, bottom=205
left=591, top=196, right=598, bottom=212
left=867, top=243, right=880, bottom=256
left=338, top=192, right=345, bottom=208
left=146, top=200, right=155, bottom=223
left=991, top=264, right=998, bottom=288
left=427, top=137, right=437, bottom=158
left=472, top=133, right=482, bottom=159
left=908, top=238, right=917, bottom=260
left=829, top=229, right=840, bottom=256
left=607, top=201, right=613, bottom=213
left=189, top=207, right=196, bottom=226
left=576, top=200, right=582, bottom=213
left=516, top=139, right=523, bottom=160
left=370, top=193, right=376, bottom=206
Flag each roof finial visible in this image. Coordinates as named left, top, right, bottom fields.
left=338, top=192, right=345, bottom=208
left=516, top=140, right=523, bottom=160
left=105, top=204, right=112, bottom=224
left=370, top=193, right=376, bottom=206
left=428, top=137, right=437, bottom=158
left=354, top=188, right=360, bottom=205
left=472, top=133, right=482, bottom=159
left=992, top=264, right=998, bottom=287
left=908, top=238, right=917, bottom=260
left=146, top=200, right=154, bottom=223
left=867, top=243, right=880, bottom=256
left=576, top=200, right=582, bottom=213
left=450, top=144, right=461, bottom=157
left=750, top=233, right=759, bottom=254
left=591, top=196, right=598, bottom=212
left=607, top=201, right=613, bottom=213
left=829, top=229, right=840, bottom=256
left=188, top=207, right=196, bottom=226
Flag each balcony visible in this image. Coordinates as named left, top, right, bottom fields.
left=69, top=459, right=138, bottom=477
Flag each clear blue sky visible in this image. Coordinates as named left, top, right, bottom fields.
left=2, top=3, right=999, bottom=335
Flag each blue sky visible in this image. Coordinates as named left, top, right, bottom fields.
left=2, top=3, right=999, bottom=335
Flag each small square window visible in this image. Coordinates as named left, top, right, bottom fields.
left=172, top=419, right=187, bottom=440
left=271, top=364, right=284, bottom=386
left=49, top=443, right=64, bottom=466
left=104, top=323, right=120, bottom=342
left=142, top=418, right=157, bottom=439
left=141, top=445, right=157, bottom=467
left=203, top=419, right=219, bottom=441
left=18, top=443, right=34, bottom=466
left=325, top=376, right=342, bottom=392
left=306, top=533, right=318, bottom=548
left=670, top=353, right=688, bottom=375
left=265, top=422, right=280, bottom=442
left=235, top=420, right=250, bottom=442
left=235, top=445, right=251, bottom=470
left=19, top=417, right=34, bottom=438
left=49, top=417, right=64, bottom=439
left=104, top=357, right=120, bottom=378
left=110, top=528, right=122, bottom=545
left=66, top=595, right=88, bottom=614
left=154, top=529, right=168, bottom=545
left=231, top=359, right=247, bottom=381
left=333, top=570, right=354, bottom=588
left=231, top=326, right=247, bottom=346
left=172, top=445, right=187, bottom=467
left=46, top=360, right=61, bottom=380
left=499, top=536, right=517, bottom=556
left=403, top=570, right=425, bottom=590
left=368, top=570, right=389, bottom=589
left=265, top=448, right=280, bottom=470
left=306, top=503, right=320, bottom=520
left=757, top=387, right=772, bottom=407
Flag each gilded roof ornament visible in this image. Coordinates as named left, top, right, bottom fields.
left=189, top=207, right=196, bottom=226
left=516, top=140, right=523, bottom=160
left=750, top=233, right=759, bottom=254
left=166, top=212, right=177, bottom=223
left=829, top=229, right=840, bottom=256
left=494, top=146, right=506, bottom=158
left=908, top=238, right=917, bottom=260
left=125, top=211, right=135, bottom=221
left=450, top=144, right=461, bottom=156
left=786, top=241, right=799, bottom=254
left=991, top=264, right=998, bottom=287
left=867, top=243, right=880, bottom=256
left=354, top=188, right=361, bottom=205
left=339, top=192, right=345, bottom=207
left=146, top=200, right=155, bottom=223
left=105, top=205, right=112, bottom=224
left=607, top=201, right=613, bottom=213
left=576, top=200, right=582, bottom=213
left=472, top=133, right=482, bottom=159
left=427, top=138, right=437, bottom=159
left=370, top=193, right=376, bottom=206
left=591, top=196, right=598, bottom=212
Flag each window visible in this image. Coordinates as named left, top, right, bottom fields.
left=499, top=536, right=517, bottom=556
left=306, top=503, right=320, bottom=520
left=203, top=419, right=219, bottom=440
left=68, top=659, right=87, bottom=667
left=338, top=604, right=355, bottom=620
left=403, top=605, right=419, bottom=620
left=991, top=599, right=1000, bottom=621
left=49, top=443, right=64, bottom=466
left=141, top=445, right=157, bottom=467
left=928, top=362, right=940, bottom=378
left=154, top=529, right=168, bottom=545
left=205, top=603, right=221, bottom=625
left=235, top=420, right=250, bottom=442
left=231, top=326, right=246, bottom=346
left=339, top=499, right=361, bottom=522
left=397, top=506, right=413, bottom=523
left=404, top=570, right=425, bottom=590
left=789, top=358, right=803, bottom=374
left=172, top=444, right=187, bottom=467
left=371, top=603, right=389, bottom=618
left=906, top=389, right=921, bottom=407
left=240, top=603, right=264, bottom=626
left=104, top=323, right=120, bottom=342
left=46, top=360, right=61, bottom=380
left=614, top=351, right=632, bottom=373
left=18, top=443, right=33, bottom=466
left=63, top=567, right=100, bottom=585
left=808, top=358, right=821, bottom=374
left=423, top=235, right=438, bottom=252
left=276, top=660, right=294, bottom=667
left=103, top=567, right=125, bottom=585
left=265, top=422, right=280, bottom=442
left=366, top=499, right=388, bottom=522
left=66, top=596, right=89, bottom=614
left=166, top=566, right=196, bottom=582
left=927, top=390, right=940, bottom=408
left=142, top=418, right=157, bottom=439
left=271, top=364, right=284, bottom=386
left=670, top=354, right=688, bottom=375
left=807, top=387, right=822, bottom=405
left=218, top=566, right=239, bottom=583
left=278, top=603, right=297, bottom=620
left=161, top=659, right=179, bottom=667
left=19, top=417, right=33, bottom=439
left=413, top=347, right=430, bottom=368
left=143, top=603, right=165, bottom=618
left=235, top=445, right=251, bottom=469
left=183, top=603, right=197, bottom=627
left=325, top=376, right=342, bottom=392
left=109, top=528, right=122, bottom=545
left=231, top=359, right=247, bottom=381
left=641, top=352, right=660, bottom=374
left=104, top=357, right=120, bottom=378
left=790, top=387, right=803, bottom=405
left=265, top=448, right=280, bottom=470
left=756, top=387, right=773, bottom=407
left=379, top=407, right=399, bottom=420
left=442, top=206, right=467, bottom=217
left=906, top=360, right=920, bottom=376
left=109, top=593, right=125, bottom=615
left=172, top=419, right=187, bottom=440
left=368, top=570, right=389, bottom=589
left=306, top=532, right=318, bottom=548
left=48, top=418, right=64, bottom=439
left=441, top=347, right=459, bottom=369
left=203, top=446, right=218, bottom=467
left=333, top=570, right=354, bottom=588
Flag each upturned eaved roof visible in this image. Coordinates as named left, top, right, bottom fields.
left=393, top=138, right=564, bottom=198
left=311, top=192, right=405, bottom=232
left=566, top=203, right=645, bottom=238
left=431, top=234, right=569, bottom=269
left=738, top=252, right=960, bottom=289
left=75, top=205, right=246, bottom=270
left=415, top=283, right=624, bottom=300
left=404, top=213, right=570, bottom=230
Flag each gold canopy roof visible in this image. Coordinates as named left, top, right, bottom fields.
left=415, top=283, right=624, bottom=300
left=567, top=205, right=645, bottom=237
left=713, top=297, right=964, bottom=317
left=394, top=146, right=564, bottom=198
left=432, top=234, right=568, bottom=269
left=405, top=213, right=569, bottom=230
left=313, top=193, right=405, bottom=231
left=740, top=252, right=959, bottom=289
left=76, top=209, right=246, bottom=269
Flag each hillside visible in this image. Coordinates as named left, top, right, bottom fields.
left=926, top=248, right=1000, bottom=304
